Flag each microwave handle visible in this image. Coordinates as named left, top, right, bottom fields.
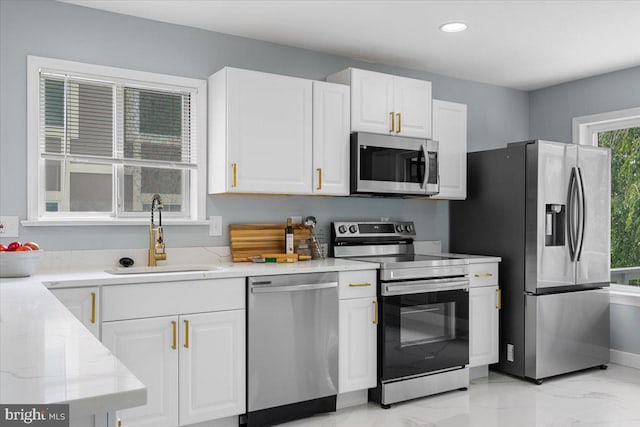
left=420, top=143, right=429, bottom=189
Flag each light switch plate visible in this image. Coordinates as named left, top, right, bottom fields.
left=0, top=216, right=19, bottom=238
left=209, top=216, right=222, bottom=236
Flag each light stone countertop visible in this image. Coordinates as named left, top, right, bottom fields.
left=0, top=257, right=378, bottom=416
left=0, top=278, right=146, bottom=416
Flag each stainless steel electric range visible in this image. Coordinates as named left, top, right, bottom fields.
left=331, top=221, right=470, bottom=408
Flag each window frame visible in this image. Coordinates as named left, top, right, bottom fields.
left=26, top=56, right=207, bottom=225
left=573, top=107, right=640, bottom=291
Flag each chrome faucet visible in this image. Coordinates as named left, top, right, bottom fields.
left=148, top=194, right=167, bottom=267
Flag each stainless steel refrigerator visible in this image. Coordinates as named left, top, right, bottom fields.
left=450, top=140, right=611, bottom=383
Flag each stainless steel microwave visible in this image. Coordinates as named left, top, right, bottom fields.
left=351, top=132, right=439, bottom=196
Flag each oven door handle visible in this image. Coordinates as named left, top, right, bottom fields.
left=383, top=279, right=469, bottom=296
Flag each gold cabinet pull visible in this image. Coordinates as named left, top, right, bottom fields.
left=349, top=283, right=371, bottom=287
left=171, top=321, right=177, bottom=350
left=90, top=292, right=96, bottom=324
left=117, top=419, right=122, bottom=427
left=373, top=300, right=378, bottom=325
left=389, top=112, right=395, bottom=132
left=231, top=163, right=237, bottom=187
left=474, top=273, right=493, bottom=278
left=317, top=168, right=323, bottom=190
left=184, top=319, right=190, bottom=349
left=496, top=289, right=502, bottom=310
left=396, top=112, right=401, bottom=133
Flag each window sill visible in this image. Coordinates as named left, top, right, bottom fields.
left=610, top=284, right=640, bottom=307
left=21, top=218, right=210, bottom=227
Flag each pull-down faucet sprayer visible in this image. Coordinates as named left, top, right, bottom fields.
left=148, top=193, right=167, bottom=267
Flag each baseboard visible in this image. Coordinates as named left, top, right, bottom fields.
left=610, top=349, right=640, bottom=369
left=336, top=390, right=368, bottom=410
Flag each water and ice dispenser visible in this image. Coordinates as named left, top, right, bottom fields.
left=545, top=204, right=565, bottom=246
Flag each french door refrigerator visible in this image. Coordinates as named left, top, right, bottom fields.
left=450, top=140, right=610, bottom=383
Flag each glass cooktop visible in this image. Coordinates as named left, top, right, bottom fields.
left=348, top=253, right=469, bottom=268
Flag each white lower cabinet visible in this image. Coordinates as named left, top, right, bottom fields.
left=101, top=278, right=245, bottom=427
left=469, top=285, right=500, bottom=367
left=339, top=297, right=377, bottom=393
left=102, top=316, right=178, bottom=427
left=51, top=287, right=100, bottom=338
left=178, top=311, right=245, bottom=425
left=338, top=270, right=377, bottom=394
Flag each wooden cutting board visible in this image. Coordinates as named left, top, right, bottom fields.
left=230, top=223, right=311, bottom=262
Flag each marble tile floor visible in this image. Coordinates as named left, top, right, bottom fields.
left=282, top=364, right=640, bottom=427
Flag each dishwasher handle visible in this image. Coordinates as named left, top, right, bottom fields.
left=251, top=281, right=337, bottom=294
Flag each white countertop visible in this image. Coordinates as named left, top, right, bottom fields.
left=0, top=257, right=377, bottom=416
left=42, top=258, right=378, bottom=289
left=0, top=278, right=146, bottom=416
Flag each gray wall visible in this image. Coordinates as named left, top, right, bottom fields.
left=0, top=0, right=528, bottom=251
left=529, top=66, right=640, bottom=142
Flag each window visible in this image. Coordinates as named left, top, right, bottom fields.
left=574, top=108, right=640, bottom=288
left=27, top=57, right=206, bottom=223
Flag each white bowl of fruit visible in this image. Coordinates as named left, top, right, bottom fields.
left=0, top=241, right=43, bottom=278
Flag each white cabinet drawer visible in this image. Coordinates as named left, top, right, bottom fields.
left=103, top=278, right=245, bottom=321
left=469, top=263, right=499, bottom=287
left=338, top=270, right=377, bottom=300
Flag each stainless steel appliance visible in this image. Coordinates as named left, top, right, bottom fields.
left=331, top=221, right=470, bottom=408
left=246, top=273, right=338, bottom=426
left=351, top=132, right=439, bottom=196
left=450, top=140, right=611, bottom=383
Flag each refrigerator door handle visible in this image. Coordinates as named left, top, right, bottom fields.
left=566, top=167, right=578, bottom=261
left=576, top=167, right=587, bottom=261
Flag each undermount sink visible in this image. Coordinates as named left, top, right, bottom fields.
left=105, top=265, right=218, bottom=275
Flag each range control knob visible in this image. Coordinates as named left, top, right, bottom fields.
left=349, top=225, right=358, bottom=234
left=405, top=224, right=414, bottom=233
left=395, top=224, right=404, bottom=232
left=338, top=225, right=347, bottom=234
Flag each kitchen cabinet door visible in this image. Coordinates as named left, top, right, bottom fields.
left=102, top=317, right=179, bottom=427
left=339, top=297, right=377, bottom=393
left=348, top=68, right=395, bottom=135
left=431, top=99, right=467, bottom=200
left=179, top=310, right=245, bottom=425
left=469, top=285, right=499, bottom=367
left=210, top=67, right=313, bottom=194
left=51, top=287, right=99, bottom=338
left=393, top=76, right=432, bottom=138
left=312, top=81, right=350, bottom=195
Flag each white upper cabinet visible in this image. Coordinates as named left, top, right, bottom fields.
left=327, top=68, right=432, bottom=139
left=431, top=99, right=467, bottom=200
left=312, top=81, right=350, bottom=195
left=209, top=67, right=313, bottom=194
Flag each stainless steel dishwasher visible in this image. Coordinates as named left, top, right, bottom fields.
left=245, top=272, right=339, bottom=427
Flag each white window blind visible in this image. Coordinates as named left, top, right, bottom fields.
left=37, top=68, right=198, bottom=218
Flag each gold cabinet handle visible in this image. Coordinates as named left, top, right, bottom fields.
left=317, top=168, right=323, bottom=190
left=373, top=300, right=378, bottom=325
left=231, top=163, right=237, bottom=187
left=171, top=321, right=177, bottom=350
left=389, top=112, right=395, bottom=132
left=349, top=283, right=371, bottom=287
left=396, top=112, right=401, bottom=133
left=496, top=289, right=502, bottom=310
left=474, top=273, right=494, bottom=278
left=117, top=419, right=122, bottom=427
left=90, top=292, right=96, bottom=324
left=184, top=319, right=190, bottom=349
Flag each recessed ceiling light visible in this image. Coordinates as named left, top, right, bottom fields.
left=439, top=22, right=468, bottom=33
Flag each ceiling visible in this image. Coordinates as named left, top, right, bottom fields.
left=59, top=0, right=640, bottom=91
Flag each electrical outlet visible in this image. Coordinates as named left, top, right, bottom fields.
left=290, top=216, right=302, bottom=224
left=0, top=216, right=19, bottom=238
left=209, top=216, right=222, bottom=236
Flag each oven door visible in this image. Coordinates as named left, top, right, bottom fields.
left=380, top=287, right=469, bottom=381
left=352, top=132, right=438, bottom=196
